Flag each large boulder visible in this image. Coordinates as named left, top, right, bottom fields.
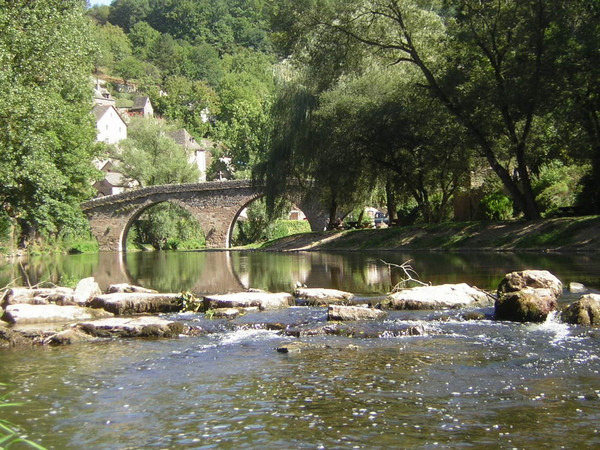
left=88, top=293, right=183, bottom=315
left=497, top=270, right=562, bottom=297
left=203, top=292, right=294, bottom=311
left=562, top=294, right=600, bottom=326
left=386, top=283, right=491, bottom=310
left=495, top=270, right=562, bottom=322
left=327, top=305, right=388, bottom=321
left=294, top=288, right=355, bottom=306
left=495, top=287, right=558, bottom=322
left=1, top=304, right=112, bottom=325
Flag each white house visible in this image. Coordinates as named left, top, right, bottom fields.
left=92, top=161, right=138, bottom=197
left=93, top=105, right=127, bottom=145
left=169, top=129, right=209, bottom=182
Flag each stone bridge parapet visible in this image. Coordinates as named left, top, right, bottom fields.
left=81, top=180, right=328, bottom=252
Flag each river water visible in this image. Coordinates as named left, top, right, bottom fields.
left=1, top=250, right=600, bottom=449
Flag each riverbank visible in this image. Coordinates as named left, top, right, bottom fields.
left=258, top=216, right=600, bottom=252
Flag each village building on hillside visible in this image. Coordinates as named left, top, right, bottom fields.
left=93, top=104, right=127, bottom=145
left=169, top=129, right=211, bottom=182
left=93, top=79, right=115, bottom=106
left=126, top=96, right=154, bottom=118
left=92, top=161, right=138, bottom=196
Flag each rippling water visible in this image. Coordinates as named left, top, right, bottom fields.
left=1, top=251, right=600, bottom=448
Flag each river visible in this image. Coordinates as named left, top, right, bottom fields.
left=1, top=250, right=599, bottom=448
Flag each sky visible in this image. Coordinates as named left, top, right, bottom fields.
left=90, top=0, right=112, bottom=6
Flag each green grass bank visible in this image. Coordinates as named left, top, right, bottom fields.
left=258, top=216, right=600, bottom=252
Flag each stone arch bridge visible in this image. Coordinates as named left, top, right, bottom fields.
left=81, top=180, right=328, bottom=252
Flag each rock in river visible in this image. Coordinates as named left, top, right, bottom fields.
left=203, top=292, right=294, bottom=310
left=386, top=283, right=492, bottom=310
left=75, top=316, right=195, bottom=338
left=562, top=294, right=600, bottom=326
left=327, top=305, right=388, bottom=321
left=294, top=288, right=355, bottom=306
left=1, top=304, right=112, bottom=325
left=88, top=293, right=183, bottom=315
left=495, top=270, right=562, bottom=322
left=497, top=270, right=562, bottom=297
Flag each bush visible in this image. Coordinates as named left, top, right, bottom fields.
left=269, top=220, right=311, bottom=240
left=533, top=162, right=585, bottom=216
left=480, top=192, right=513, bottom=220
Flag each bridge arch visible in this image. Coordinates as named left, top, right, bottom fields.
left=81, top=180, right=329, bottom=252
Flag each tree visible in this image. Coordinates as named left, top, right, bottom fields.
left=93, top=22, right=132, bottom=72
left=107, top=0, right=151, bottom=32
left=0, top=0, right=100, bottom=244
left=114, top=55, right=145, bottom=86
left=279, top=0, right=573, bottom=220
left=111, top=117, right=200, bottom=186
left=110, top=117, right=203, bottom=250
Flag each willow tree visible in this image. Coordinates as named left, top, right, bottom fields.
left=0, top=0, right=99, bottom=244
left=278, top=0, right=576, bottom=220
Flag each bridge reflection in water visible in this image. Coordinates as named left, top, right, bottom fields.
left=90, top=251, right=393, bottom=295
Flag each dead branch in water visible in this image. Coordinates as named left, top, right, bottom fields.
left=381, top=259, right=430, bottom=292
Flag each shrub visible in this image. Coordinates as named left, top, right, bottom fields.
left=480, top=192, right=513, bottom=220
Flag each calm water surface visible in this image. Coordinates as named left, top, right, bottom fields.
left=1, top=250, right=599, bottom=449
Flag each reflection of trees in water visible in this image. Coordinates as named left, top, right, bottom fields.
left=0, top=253, right=101, bottom=288
left=0, top=251, right=598, bottom=296
left=230, top=252, right=312, bottom=293
left=124, top=251, right=244, bottom=295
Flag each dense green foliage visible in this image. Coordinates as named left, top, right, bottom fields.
left=0, top=0, right=100, bottom=246
left=256, top=0, right=600, bottom=223
left=1, top=0, right=597, bottom=252
left=89, top=0, right=276, bottom=177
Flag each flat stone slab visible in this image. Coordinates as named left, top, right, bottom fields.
left=1, top=287, right=74, bottom=308
left=387, top=283, right=492, bottom=310
left=327, top=305, right=388, bottom=321
left=75, top=316, right=192, bottom=338
left=88, top=293, right=183, bottom=315
left=294, top=288, right=355, bottom=305
left=1, top=304, right=112, bottom=325
left=203, top=292, right=294, bottom=310
left=106, top=283, right=158, bottom=294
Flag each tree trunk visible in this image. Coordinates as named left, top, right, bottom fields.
left=386, top=180, right=397, bottom=225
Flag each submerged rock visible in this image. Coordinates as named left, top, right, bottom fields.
left=495, top=270, right=562, bottom=322
left=327, top=305, right=387, bottom=321
left=1, top=304, right=112, bottom=325
left=294, top=288, right=355, bottom=306
left=386, top=283, right=491, bottom=310
left=203, top=292, right=294, bottom=311
left=562, top=294, right=600, bottom=326
left=88, top=293, right=183, bottom=315
left=43, top=327, right=96, bottom=346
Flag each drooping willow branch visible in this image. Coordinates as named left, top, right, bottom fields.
left=381, top=259, right=429, bottom=292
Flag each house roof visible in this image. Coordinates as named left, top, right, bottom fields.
left=93, top=104, right=127, bottom=125
left=131, top=96, right=151, bottom=110
left=169, top=129, right=202, bottom=151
